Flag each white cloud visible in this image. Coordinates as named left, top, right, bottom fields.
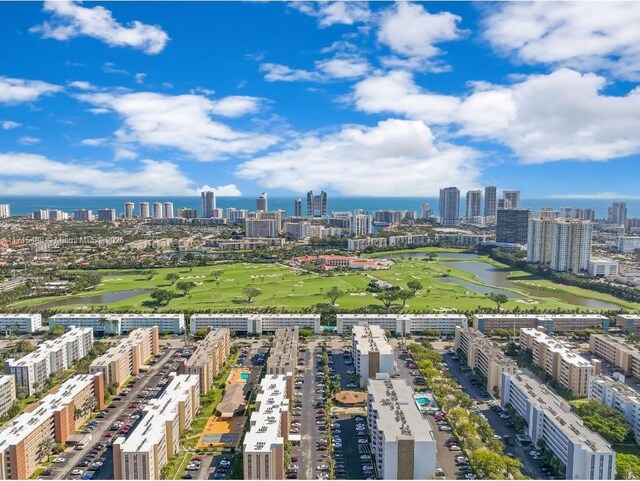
left=316, top=56, right=369, bottom=79
left=260, top=63, right=320, bottom=82
left=260, top=55, right=369, bottom=83
left=353, top=68, right=640, bottom=163
left=80, top=137, right=108, bottom=146
left=68, top=80, right=95, bottom=90
left=114, top=147, right=138, bottom=160
left=290, top=2, right=370, bottom=28
left=31, top=0, right=169, bottom=55
left=1, top=121, right=21, bottom=130
left=78, top=91, right=278, bottom=160
left=482, top=1, right=640, bottom=80
left=18, top=136, right=41, bottom=145
left=0, top=76, right=61, bottom=104
left=135, top=73, right=146, bottom=84
left=86, top=107, right=110, bottom=115
left=237, top=119, right=479, bottom=196
left=377, top=3, right=463, bottom=69
left=0, top=153, right=197, bottom=195
left=196, top=184, right=242, bottom=196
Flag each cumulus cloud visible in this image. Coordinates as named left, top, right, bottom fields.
left=196, top=184, right=242, bottom=196
left=18, top=136, right=41, bottom=145
left=237, top=119, right=480, bottom=196
left=77, top=91, right=278, bottom=160
left=0, top=153, right=198, bottom=195
left=31, top=0, right=170, bottom=54
left=260, top=55, right=369, bottom=83
left=80, top=137, right=108, bottom=146
left=353, top=68, right=640, bottom=163
left=482, top=1, right=640, bottom=80
left=134, top=73, right=146, bottom=84
left=290, top=2, right=370, bottom=27
left=0, top=76, right=61, bottom=104
left=68, top=80, right=95, bottom=90
left=1, top=121, right=21, bottom=130
left=377, top=3, right=463, bottom=69
left=259, top=63, right=320, bottom=82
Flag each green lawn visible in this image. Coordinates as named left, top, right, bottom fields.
left=8, top=249, right=637, bottom=312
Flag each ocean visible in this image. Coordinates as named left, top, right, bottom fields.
left=1, top=196, right=639, bottom=219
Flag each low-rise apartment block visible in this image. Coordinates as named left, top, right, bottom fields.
left=501, top=371, right=615, bottom=480
left=189, top=314, right=320, bottom=334
left=0, top=314, right=42, bottom=333
left=5, top=326, right=94, bottom=395
left=267, top=328, right=298, bottom=381
left=243, top=374, right=291, bottom=480
left=113, top=374, right=200, bottom=480
left=472, top=314, right=610, bottom=334
left=49, top=313, right=185, bottom=334
left=454, top=326, right=517, bottom=396
left=0, top=375, right=16, bottom=418
left=336, top=314, right=467, bottom=335
left=367, top=374, right=436, bottom=479
left=89, top=326, right=159, bottom=391
left=179, top=328, right=230, bottom=395
left=352, top=325, right=395, bottom=388
left=589, top=334, right=640, bottom=378
left=615, top=314, right=640, bottom=333
left=520, top=328, right=600, bottom=397
left=589, top=374, right=640, bottom=446
left=0, top=373, right=105, bottom=480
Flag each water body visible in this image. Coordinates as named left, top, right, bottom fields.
left=35, top=289, right=151, bottom=309
left=441, top=261, right=621, bottom=309
left=389, top=252, right=479, bottom=260
left=437, top=276, right=520, bottom=298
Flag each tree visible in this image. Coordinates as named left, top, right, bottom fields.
left=176, top=281, right=197, bottom=297
left=243, top=287, right=262, bottom=303
left=74, top=408, right=83, bottom=420
left=193, top=328, right=209, bottom=340
left=397, top=289, right=415, bottom=307
left=576, top=401, right=630, bottom=444
left=377, top=290, right=399, bottom=308
left=616, top=453, right=640, bottom=480
left=324, top=286, right=343, bottom=306
left=470, top=448, right=509, bottom=479
left=40, top=436, right=55, bottom=460
left=490, top=293, right=508, bottom=310
left=49, top=324, right=65, bottom=337
left=149, top=289, right=175, bottom=307
left=165, top=273, right=179, bottom=285
left=145, top=271, right=156, bottom=281
left=407, top=280, right=423, bottom=292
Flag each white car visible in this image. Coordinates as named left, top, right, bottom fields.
left=360, top=455, right=370, bottom=460
left=53, top=457, right=66, bottom=463
left=357, top=438, right=369, bottom=444
left=72, top=470, right=83, bottom=476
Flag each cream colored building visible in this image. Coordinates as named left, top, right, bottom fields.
left=113, top=374, right=200, bottom=480
left=589, top=334, right=640, bottom=378
left=189, top=314, right=321, bottom=334
left=472, top=314, right=610, bottom=334
left=0, top=373, right=105, bottom=480
left=352, top=325, right=395, bottom=388
left=243, top=374, right=291, bottom=480
left=179, top=328, right=230, bottom=395
left=267, top=328, right=299, bottom=377
left=89, top=326, right=159, bottom=391
left=454, top=326, right=517, bottom=396
left=0, top=375, right=16, bottom=418
left=520, top=328, right=600, bottom=396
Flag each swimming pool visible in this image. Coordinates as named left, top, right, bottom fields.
left=415, top=397, right=429, bottom=406
left=240, top=373, right=250, bottom=380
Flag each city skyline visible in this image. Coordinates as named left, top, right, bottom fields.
left=2, top=2, right=640, bottom=198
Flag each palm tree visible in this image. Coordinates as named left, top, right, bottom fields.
left=40, top=436, right=55, bottom=461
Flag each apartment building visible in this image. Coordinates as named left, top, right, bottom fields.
left=0, top=376, right=16, bottom=418
left=589, top=374, right=640, bottom=446
left=243, top=374, right=291, bottom=480
left=89, top=327, right=159, bottom=390
left=267, top=328, right=298, bottom=386
left=367, top=374, right=436, bottom=479
left=527, top=218, right=593, bottom=274
left=352, top=325, right=395, bottom=388
left=472, top=314, right=610, bottom=334
left=589, top=334, right=640, bottom=378
left=0, top=314, right=42, bottom=333
left=520, top=328, right=600, bottom=397
left=6, top=326, right=94, bottom=395
left=179, top=328, right=230, bottom=395
left=49, top=313, right=185, bottom=334
left=336, top=314, right=467, bottom=335
left=501, top=371, right=615, bottom=480
left=113, top=374, right=200, bottom=480
left=454, top=327, right=517, bottom=396
left=0, top=373, right=105, bottom=480
left=189, top=314, right=321, bottom=334
left=615, top=314, right=640, bottom=333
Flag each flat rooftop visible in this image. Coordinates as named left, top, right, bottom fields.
left=459, top=328, right=517, bottom=366
left=590, top=375, right=640, bottom=402
left=0, top=314, right=40, bottom=319
left=522, top=328, right=594, bottom=368
left=338, top=314, right=467, bottom=320
left=591, top=334, right=640, bottom=357
left=510, top=370, right=613, bottom=453
left=368, top=376, right=435, bottom=442
left=91, top=327, right=155, bottom=366
left=267, top=328, right=298, bottom=371
left=353, top=324, right=393, bottom=356
left=8, top=326, right=92, bottom=367
left=184, top=328, right=229, bottom=368
left=0, top=374, right=97, bottom=452
left=243, top=374, right=288, bottom=453
left=474, top=314, right=608, bottom=320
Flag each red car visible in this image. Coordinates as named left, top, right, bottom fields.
left=129, top=404, right=140, bottom=409
left=104, top=433, right=113, bottom=438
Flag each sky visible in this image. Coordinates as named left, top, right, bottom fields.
left=1, top=1, right=640, bottom=198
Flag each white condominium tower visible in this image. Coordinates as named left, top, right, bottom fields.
left=152, top=202, right=163, bottom=219
left=465, top=190, right=482, bottom=219
left=608, top=202, right=627, bottom=225
left=439, top=186, right=460, bottom=226
left=138, top=202, right=150, bottom=218
left=201, top=191, right=216, bottom=218
left=502, top=190, right=521, bottom=209
left=256, top=192, right=268, bottom=212
left=484, top=186, right=497, bottom=217
left=0, top=204, right=10, bottom=218
left=163, top=202, right=174, bottom=219
left=306, top=190, right=327, bottom=218
left=527, top=218, right=592, bottom=273
left=123, top=202, right=135, bottom=219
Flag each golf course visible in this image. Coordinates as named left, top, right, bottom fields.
left=8, top=248, right=638, bottom=313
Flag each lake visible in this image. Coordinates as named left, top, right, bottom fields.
left=388, top=252, right=479, bottom=260
left=35, top=289, right=152, bottom=309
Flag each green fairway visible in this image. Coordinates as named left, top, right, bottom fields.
left=8, top=249, right=637, bottom=312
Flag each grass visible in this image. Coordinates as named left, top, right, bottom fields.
left=8, top=249, right=637, bottom=312
left=164, top=450, right=193, bottom=480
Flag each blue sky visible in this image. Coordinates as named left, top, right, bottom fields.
left=1, top=1, right=640, bottom=198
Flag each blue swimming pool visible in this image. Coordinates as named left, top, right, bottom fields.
left=240, top=373, right=250, bottom=380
